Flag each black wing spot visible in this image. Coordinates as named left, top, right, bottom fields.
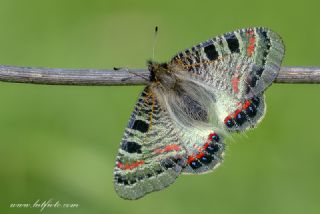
left=161, top=159, right=174, bottom=169
left=156, top=168, right=164, bottom=174
left=190, top=160, right=202, bottom=169
left=187, top=57, right=193, bottom=64
left=235, top=111, right=246, bottom=125
left=261, top=30, right=271, bottom=51
left=121, top=141, right=142, bottom=154
left=225, top=33, right=240, bottom=53
left=252, top=97, right=260, bottom=106
left=259, top=30, right=271, bottom=67
left=225, top=118, right=235, bottom=128
left=204, top=44, right=219, bottom=61
left=129, top=179, right=137, bottom=185
left=206, top=144, right=220, bottom=155
left=253, top=65, right=264, bottom=77
left=246, top=104, right=257, bottom=117
left=249, top=76, right=258, bottom=87
left=146, top=173, right=153, bottom=178
left=199, top=155, right=213, bottom=164
left=132, top=119, right=149, bottom=133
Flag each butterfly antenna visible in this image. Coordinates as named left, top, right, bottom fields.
left=152, top=26, right=159, bottom=60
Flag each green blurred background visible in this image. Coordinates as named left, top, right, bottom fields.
left=0, top=0, right=319, bottom=213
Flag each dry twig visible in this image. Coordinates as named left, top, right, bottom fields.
left=0, top=65, right=319, bottom=86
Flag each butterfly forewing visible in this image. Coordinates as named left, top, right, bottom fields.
left=170, top=27, right=284, bottom=131
left=114, top=86, right=187, bottom=200
left=114, top=85, right=226, bottom=199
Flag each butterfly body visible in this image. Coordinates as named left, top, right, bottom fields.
left=114, top=27, right=284, bottom=200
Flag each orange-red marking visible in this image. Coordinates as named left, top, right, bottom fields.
left=224, top=100, right=252, bottom=124
left=233, top=109, right=242, bottom=117
left=224, top=115, right=232, bottom=124
left=246, top=29, right=254, bottom=36
left=154, top=144, right=181, bottom=154
left=187, top=133, right=216, bottom=164
left=247, top=36, right=255, bottom=56
left=242, top=100, right=251, bottom=109
left=117, top=160, right=145, bottom=170
left=187, top=156, right=196, bottom=164
left=231, top=75, right=240, bottom=93
left=196, top=152, right=204, bottom=159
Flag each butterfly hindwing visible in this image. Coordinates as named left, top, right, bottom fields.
left=222, top=94, right=266, bottom=131
left=181, top=130, right=225, bottom=174
left=170, top=27, right=284, bottom=132
left=155, top=83, right=226, bottom=174
left=114, top=86, right=187, bottom=200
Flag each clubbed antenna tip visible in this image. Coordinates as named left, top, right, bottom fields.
left=152, top=26, right=159, bottom=60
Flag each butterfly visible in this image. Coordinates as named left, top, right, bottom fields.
left=114, top=27, right=284, bottom=200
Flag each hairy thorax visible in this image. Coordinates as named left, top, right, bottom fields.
left=148, top=60, right=180, bottom=89
left=147, top=60, right=212, bottom=128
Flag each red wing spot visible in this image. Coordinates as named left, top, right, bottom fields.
left=196, top=152, right=204, bottom=159
left=224, top=100, right=252, bottom=124
left=234, top=109, right=242, bottom=116
left=153, top=148, right=163, bottom=154
left=203, top=142, right=210, bottom=149
left=117, top=160, right=145, bottom=170
left=231, top=74, right=240, bottom=94
left=243, top=100, right=251, bottom=109
left=208, top=133, right=217, bottom=141
left=246, top=29, right=254, bottom=36
left=236, top=102, right=242, bottom=107
left=164, top=144, right=180, bottom=152
left=154, top=144, right=181, bottom=154
left=188, top=133, right=217, bottom=164
left=224, top=115, right=232, bottom=124
left=247, top=36, right=255, bottom=56
left=187, top=156, right=196, bottom=164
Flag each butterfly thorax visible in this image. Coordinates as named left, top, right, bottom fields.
left=148, top=60, right=177, bottom=89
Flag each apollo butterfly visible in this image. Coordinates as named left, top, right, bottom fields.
left=114, top=27, right=284, bottom=199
